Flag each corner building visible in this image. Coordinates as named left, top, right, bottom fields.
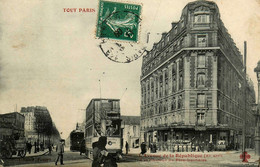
left=140, top=0, right=256, bottom=151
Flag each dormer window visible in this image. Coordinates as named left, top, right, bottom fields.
left=174, top=26, right=178, bottom=34
left=162, top=40, right=165, bottom=47
left=194, top=6, right=210, bottom=24
left=194, top=14, right=210, bottom=23
left=181, top=19, right=184, bottom=27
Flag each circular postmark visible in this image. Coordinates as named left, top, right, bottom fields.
left=99, top=38, right=147, bottom=63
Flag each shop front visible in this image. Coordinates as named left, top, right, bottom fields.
left=143, top=126, right=238, bottom=152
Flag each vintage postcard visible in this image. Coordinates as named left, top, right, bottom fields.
left=0, top=0, right=260, bottom=167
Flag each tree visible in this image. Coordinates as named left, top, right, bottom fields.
left=34, top=110, right=53, bottom=149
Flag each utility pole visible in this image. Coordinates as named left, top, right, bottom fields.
left=242, top=41, right=247, bottom=162
left=99, top=79, right=102, bottom=99
left=254, top=60, right=260, bottom=156
left=98, top=72, right=105, bottom=99
left=120, top=88, right=127, bottom=99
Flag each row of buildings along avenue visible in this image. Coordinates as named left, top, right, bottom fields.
left=20, top=106, right=60, bottom=146
left=140, top=0, right=256, bottom=151
left=0, top=106, right=60, bottom=151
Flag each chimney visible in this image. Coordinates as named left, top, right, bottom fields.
left=244, top=41, right=247, bottom=74
left=171, top=22, right=178, bottom=28
left=162, top=32, right=167, bottom=38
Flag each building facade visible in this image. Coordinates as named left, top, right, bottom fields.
left=140, top=0, right=256, bottom=151
left=85, top=98, right=120, bottom=137
left=121, top=116, right=140, bottom=148
left=0, top=112, right=25, bottom=140
left=20, top=106, right=60, bottom=145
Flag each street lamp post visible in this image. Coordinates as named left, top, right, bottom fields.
left=254, top=60, right=260, bottom=156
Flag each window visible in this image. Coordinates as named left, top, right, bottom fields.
left=179, top=74, right=183, bottom=90
left=197, top=113, right=205, bottom=125
left=112, top=101, right=119, bottom=109
left=133, top=126, right=136, bottom=137
left=198, top=55, right=206, bottom=67
left=194, top=14, right=210, bottom=23
left=160, top=75, right=163, bottom=97
left=174, top=26, right=178, bottom=34
left=172, top=64, right=176, bottom=75
left=159, top=102, right=162, bottom=113
left=171, top=98, right=176, bottom=110
left=165, top=72, right=168, bottom=95
left=180, top=38, right=185, bottom=47
left=172, top=76, right=176, bottom=92
left=197, top=94, right=205, bottom=108
left=151, top=82, right=154, bottom=101
left=179, top=58, right=183, bottom=71
left=169, top=45, right=174, bottom=52
left=197, top=73, right=206, bottom=87
left=178, top=95, right=182, bottom=109
left=162, top=40, right=165, bottom=47
left=197, top=35, right=207, bottom=47
left=165, top=100, right=168, bottom=112
left=181, top=19, right=184, bottom=27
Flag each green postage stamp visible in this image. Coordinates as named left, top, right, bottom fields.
left=96, top=0, right=142, bottom=42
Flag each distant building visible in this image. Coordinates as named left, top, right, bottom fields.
left=0, top=112, right=25, bottom=140
left=84, top=98, right=122, bottom=156
left=20, top=106, right=60, bottom=145
left=121, top=116, right=140, bottom=148
left=140, top=0, right=256, bottom=151
left=76, top=122, right=85, bottom=132
left=85, top=98, right=120, bottom=137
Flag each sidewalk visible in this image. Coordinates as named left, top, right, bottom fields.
left=11, top=149, right=49, bottom=158
left=219, top=149, right=260, bottom=166
left=123, top=148, right=260, bottom=166
left=27, top=149, right=50, bottom=157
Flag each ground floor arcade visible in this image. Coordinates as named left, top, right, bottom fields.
left=141, top=127, right=254, bottom=152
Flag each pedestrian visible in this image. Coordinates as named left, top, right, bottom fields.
left=80, top=139, right=86, bottom=155
left=149, top=143, right=153, bottom=153
left=140, top=142, right=147, bottom=155
left=48, top=143, right=52, bottom=155
left=125, top=141, right=129, bottom=155
left=40, top=142, right=44, bottom=151
left=34, top=141, right=37, bottom=153
left=28, top=142, right=32, bottom=154
left=26, top=142, right=30, bottom=154
left=92, top=136, right=108, bottom=167
left=55, top=139, right=65, bottom=165
left=200, top=141, right=205, bottom=153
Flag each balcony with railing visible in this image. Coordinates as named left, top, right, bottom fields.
left=141, top=38, right=188, bottom=78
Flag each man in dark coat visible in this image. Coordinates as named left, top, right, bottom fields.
left=140, top=142, right=147, bottom=155
left=80, top=140, right=86, bottom=155
left=92, top=136, right=108, bottom=167
left=34, top=141, right=37, bottom=153
left=125, top=141, right=129, bottom=155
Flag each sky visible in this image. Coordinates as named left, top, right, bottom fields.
left=0, top=0, right=260, bottom=139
